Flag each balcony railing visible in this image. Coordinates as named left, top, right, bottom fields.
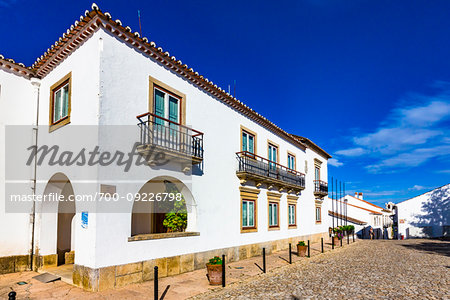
left=137, top=113, right=204, bottom=163
left=314, top=180, right=328, bottom=197
left=236, top=151, right=305, bottom=190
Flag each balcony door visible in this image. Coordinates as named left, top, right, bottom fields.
left=268, top=144, right=277, bottom=171
left=154, top=87, right=181, bottom=150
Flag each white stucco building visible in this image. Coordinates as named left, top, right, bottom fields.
left=328, top=192, right=393, bottom=239
left=394, top=184, right=449, bottom=239
left=0, top=4, right=331, bottom=290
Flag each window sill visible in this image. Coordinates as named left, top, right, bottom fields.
left=268, top=226, right=280, bottom=231
left=49, top=117, right=70, bottom=132
left=241, top=227, right=257, bottom=233
left=288, top=225, right=297, bottom=229
left=128, top=231, right=199, bottom=242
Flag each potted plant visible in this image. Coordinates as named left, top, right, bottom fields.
left=332, top=227, right=343, bottom=245
left=206, top=256, right=223, bottom=285
left=297, top=241, right=307, bottom=257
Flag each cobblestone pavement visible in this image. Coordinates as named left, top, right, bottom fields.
left=194, top=239, right=450, bottom=300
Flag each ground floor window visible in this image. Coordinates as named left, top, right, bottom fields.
left=242, top=200, right=255, bottom=228
left=269, top=202, right=279, bottom=227
left=288, top=204, right=296, bottom=226
left=315, top=206, right=321, bottom=223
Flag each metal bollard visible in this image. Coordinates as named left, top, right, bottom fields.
left=289, top=243, right=292, bottom=264
left=262, top=248, right=266, bottom=273
left=332, top=236, right=334, bottom=249
left=307, top=240, right=310, bottom=258
left=154, top=266, right=158, bottom=300
left=222, top=254, right=226, bottom=287
left=347, top=234, right=349, bottom=244
left=8, top=291, right=16, bottom=300
left=340, top=238, right=342, bottom=247
left=321, top=238, right=324, bottom=253
left=353, top=232, right=355, bottom=242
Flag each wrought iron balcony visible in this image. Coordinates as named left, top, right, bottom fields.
left=236, top=151, right=305, bottom=192
left=137, top=113, right=204, bottom=168
left=314, top=180, right=328, bottom=198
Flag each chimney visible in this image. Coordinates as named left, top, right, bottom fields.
left=354, top=192, right=358, bottom=198
left=359, top=192, right=363, bottom=200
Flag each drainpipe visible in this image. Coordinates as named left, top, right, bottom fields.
left=30, top=77, right=41, bottom=271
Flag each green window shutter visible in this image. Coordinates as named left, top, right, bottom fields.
left=242, top=201, right=248, bottom=227
left=62, top=85, right=69, bottom=118
left=249, top=202, right=254, bottom=226
left=168, top=96, right=178, bottom=122
left=154, top=89, right=165, bottom=126
left=248, top=135, right=254, bottom=153
left=242, top=132, right=247, bottom=152
left=269, top=204, right=273, bottom=225
left=54, top=89, right=61, bottom=122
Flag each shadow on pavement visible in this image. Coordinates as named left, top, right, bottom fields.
left=400, top=240, right=450, bottom=257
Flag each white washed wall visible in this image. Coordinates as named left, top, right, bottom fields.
left=0, top=69, right=35, bottom=257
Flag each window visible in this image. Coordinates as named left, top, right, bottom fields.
left=242, top=200, right=255, bottom=228
left=268, top=142, right=278, bottom=170
left=242, top=131, right=255, bottom=153
left=315, top=166, right=320, bottom=181
left=49, top=72, right=71, bottom=131
left=240, top=187, right=259, bottom=233
left=315, top=206, right=321, bottom=223
left=288, top=204, right=296, bottom=226
left=288, top=153, right=296, bottom=170
left=269, top=202, right=278, bottom=227
left=149, top=76, right=186, bottom=126
left=154, top=86, right=180, bottom=126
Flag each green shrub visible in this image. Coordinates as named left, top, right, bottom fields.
left=208, top=256, right=222, bottom=265
left=297, top=241, right=306, bottom=246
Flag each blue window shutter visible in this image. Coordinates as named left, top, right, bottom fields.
left=62, top=85, right=69, bottom=118
left=248, top=135, right=254, bottom=153
left=168, top=96, right=179, bottom=123
left=242, top=132, right=247, bottom=152
left=154, top=89, right=165, bottom=116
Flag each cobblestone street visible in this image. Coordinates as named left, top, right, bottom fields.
left=196, top=239, right=450, bottom=300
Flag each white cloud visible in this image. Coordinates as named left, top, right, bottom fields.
left=340, top=83, right=450, bottom=173
left=408, top=185, right=427, bottom=191
left=366, top=145, right=450, bottom=173
left=335, top=147, right=366, bottom=157
left=354, top=127, right=442, bottom=154
left=328, top=158, right=343, bottom=167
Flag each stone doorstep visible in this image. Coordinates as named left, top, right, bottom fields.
left=71, top=232, right=330, bottom=291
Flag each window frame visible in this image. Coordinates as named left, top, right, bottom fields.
left=267, top=191, right=281, bottom=230
left=268, top=202, right=279, bottom=228
left=287, top=151, right=296, bottom=171
left=287, top=195, right=298, bottom=229
left=240, top=187, right=259, bottom=233
left=267, top=140, right=279, bottom=163
left=240, top=126, right=257, bottom=155
left=288, top=203, right=296, bottom=226
left=49, top=72, right=72, bottom=132
left=149, top=76, right=186, bottom=125
left=315, top=206, right=322, bottom=224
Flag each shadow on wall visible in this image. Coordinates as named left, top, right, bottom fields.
left=400, top=241, right=450, bottom=257
left=410, top=186, right=450, bottom=238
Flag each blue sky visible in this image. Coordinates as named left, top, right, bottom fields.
left=1, top=0, right=449, bottom=206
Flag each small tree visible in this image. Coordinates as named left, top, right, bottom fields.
left=162, top=181, right=187, bottom=232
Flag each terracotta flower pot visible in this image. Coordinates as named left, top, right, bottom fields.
left=297, top=245, right=307, bottom=257
left=333, top=236, right=340, bottom=246
left=206, top=263, right=222, bottom=285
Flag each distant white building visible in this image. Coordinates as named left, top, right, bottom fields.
left=395, top=184, right=450, bottom=239
left=328, top=192, right=393, bottom=238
